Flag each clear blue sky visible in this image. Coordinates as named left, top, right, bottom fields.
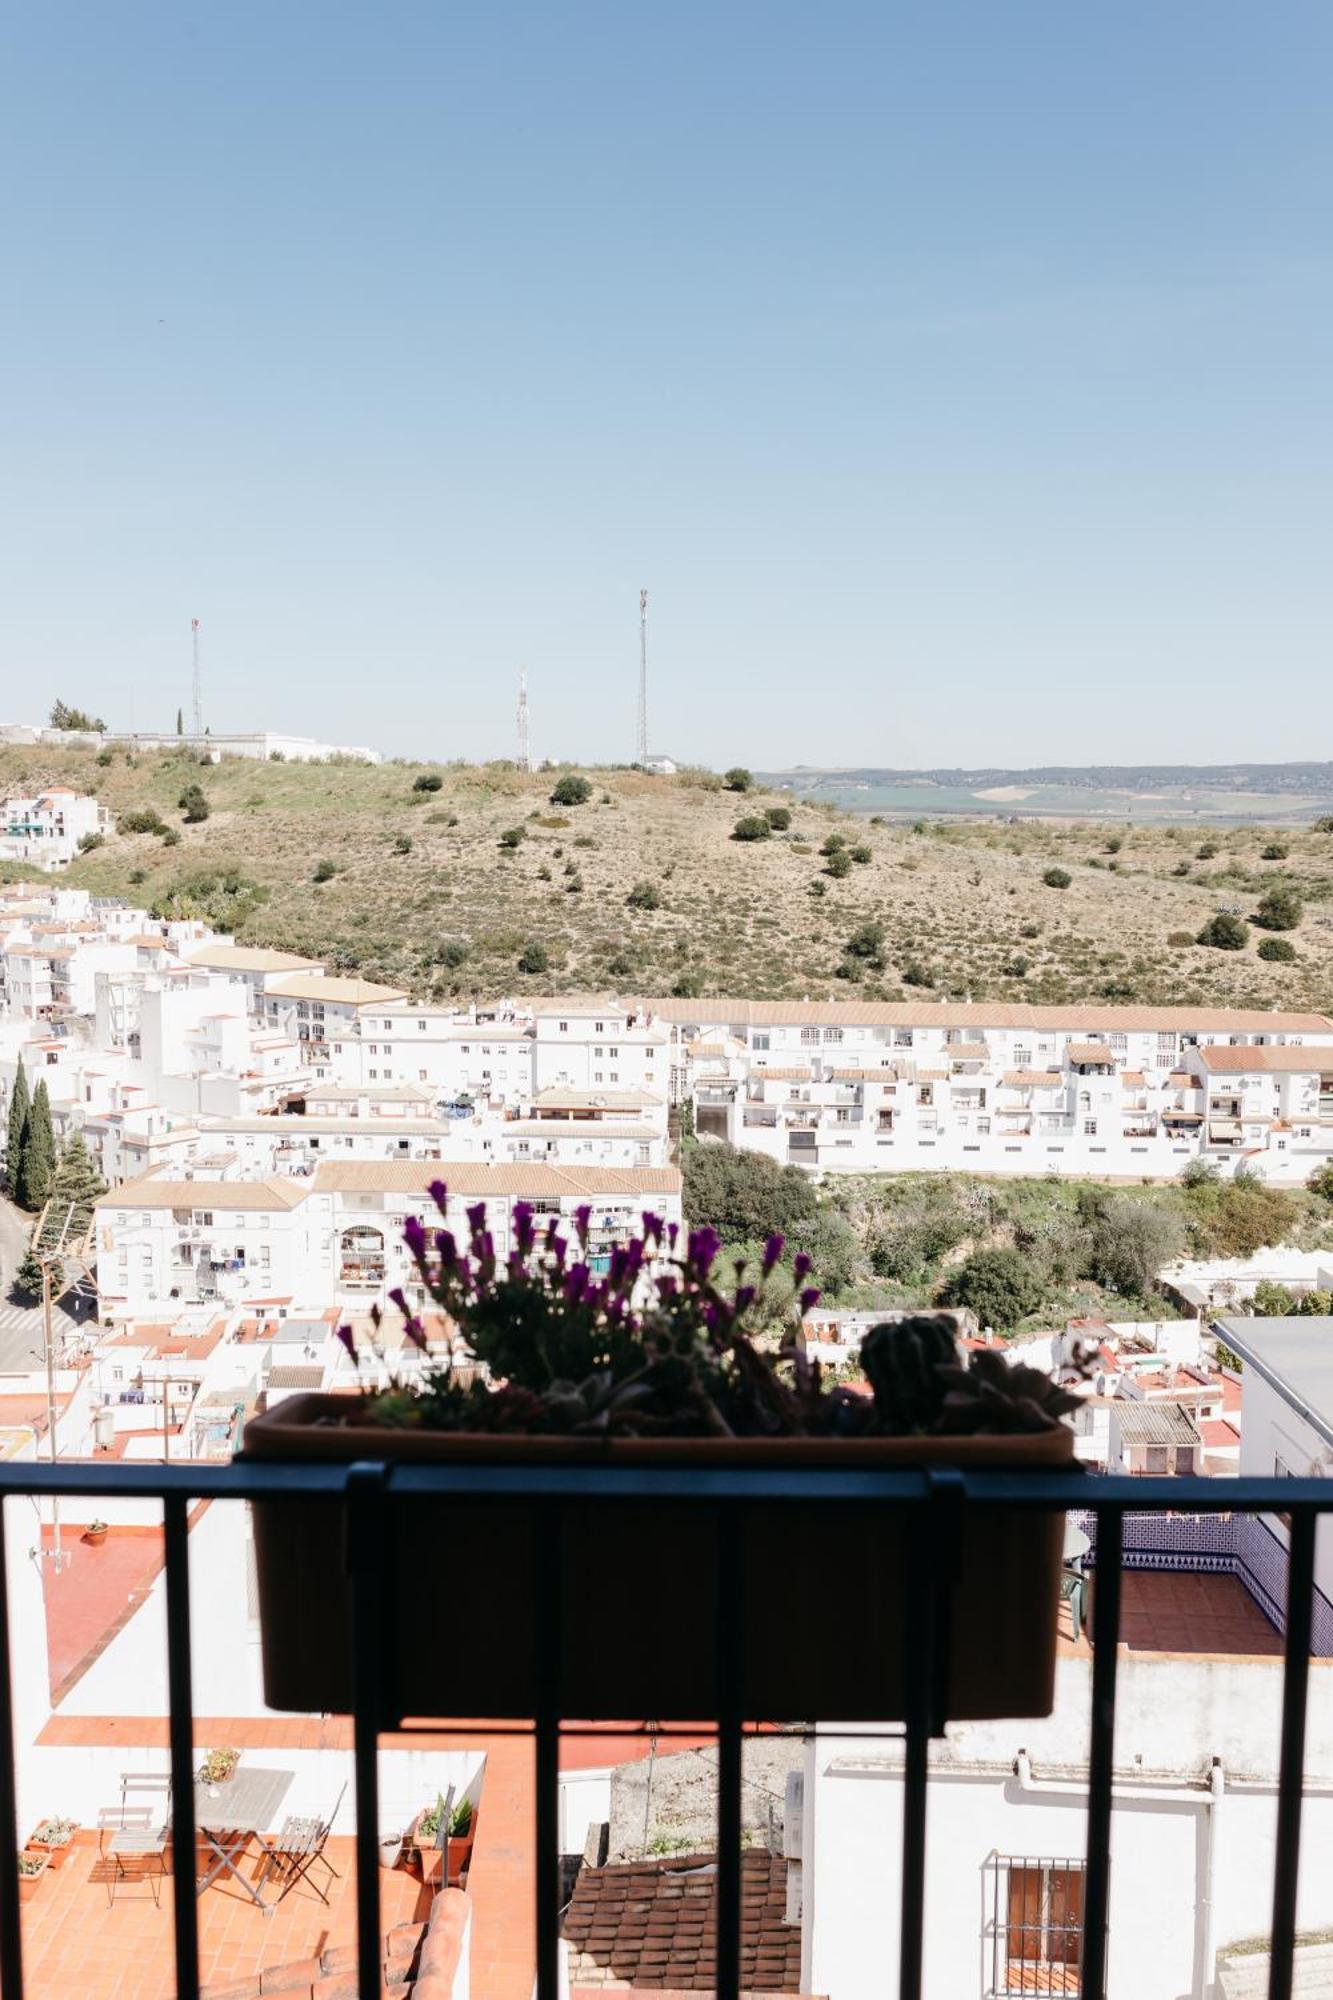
left=2, top=2, right=1330, bottom=768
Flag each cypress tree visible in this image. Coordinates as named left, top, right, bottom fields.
left=14, top=1233, right=44, bottom=1303
left=4, top=1059, right=29, bottom=1201
left=17, top=1079, right=55, bottom=1213
left=176, top=707, right=184, bottom=736
left=39, top=1133, right=106, bottom=1248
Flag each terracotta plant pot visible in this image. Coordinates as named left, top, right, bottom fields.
left=28, top=1828, right=75, bottom=1872
left=18, top=1852, right=48, bottom=1900
left=243, top=1394, right=1074, bottom=1723
left=83, top=1526, right=108, bottom=1548
left=448, top=1821, right=476, bottom=1887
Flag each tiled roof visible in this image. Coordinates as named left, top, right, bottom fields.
left=94, top=1175, right=313, bottom=1211
left=562, top=1850, right=800, bottom=1993
left=1199, top=1044, right=1333, bottom=1075
left=266, top=971, right=409, bottom=1004
left=185, top=942, right=323, bottom=973
left=1066, top=1042, right=1117, bottom=1065
left=533, top=1087, right=663, bottom=1109
left=631, top=998, right=1333, bottom=1034
left=1114, top=1401, right=1202, bottom=1445
left=313, top=1160, right=682, bottom=1196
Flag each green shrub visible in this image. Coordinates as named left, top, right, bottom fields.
left=436, top=939, right=468, bottom=967
left=517, top=939, right=550, bottom=975
left=1195, top=841, right=1217, bottom=859
left=820, top=834, right=846, bottom=856
left=672, top=970, right=703, bottom=997
left=313, top=859, right=337, bottom=882
left=160, top=828, right=181, bottom=847
left=1172, top=860, right=1190, bottom=877
left=1250, top=1278, right=1295, bottom=1316
left=1042, top=867, right=1072, bottom=889
left=1308, top=1163, right=1333, bottom=1205
left=627, top=881, right=661, bottom=910
left=1197, top=914, right=1248, bottom=950
left=76, top=831, right=104, bottom=853
left=825, top=849, right=852, bottom=879
left=764, top=806, right=791, bottom=831
left=683, top=1142, right=817, bottom=1239
left=1166, top=930, right=1196, bottom=949
left=849, top=845, right=872, bottom=865
left=413, top=772, right=443, bottom=792
left=550, top=773, right=593, bottom=807
left=1254, top=886, right=1302, bottom=931
left=723, top=767, right=753, bottom=793
left=178, top=784, right=210, bottom=823
left=1104, top=836, right=1122, bottom=853
left=940, top=1248, right=1043, bottom=1331
left=1261, top=843, right=1288, bottom=861
left=732, top=815, right=772, bottom=842
left=118, top=809, right=167, bottom=836
left=95, top=748, right=114, bottom=767
left=498, top=827, right=525, bottom=850
left=393, top=833, right=413, bottom=854
left=845, top=920, right=886, bottom=965
left=1257, top=936, right=1297, bottom=963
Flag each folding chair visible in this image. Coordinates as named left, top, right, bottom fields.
left=264, top=1781, right=346, bottom=1906
left=1059, top=1566, right=1088, bottom=1643
left=98, top=1773, right=171, bottom=1907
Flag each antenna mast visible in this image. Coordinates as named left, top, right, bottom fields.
left=636, top=588, right=649, bottom=765
left=517, top=667, right=531, bottom=772
left=191, top=618, right=203, bottom=739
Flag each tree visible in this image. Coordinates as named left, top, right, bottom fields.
left=845, top=920, right=886, bottom=965
left=1308, top=1163, right=1333, bottom=1205
left=178, top=783, right=210, bottom=823
left=176, top=707, right=184, bottom=736
left=4, top=1059, right=29, bottom=1199
left=1197, top=914, right=1249, bottom=951
left=764, top=806, right=791, bottom=831
left=16, top=1079, right=55, bottom=1212
left=550, top=774, right=593, bottom=807
left=1258, top=937, right=1297, bottom=963
left=1087, top=1199, right=1183, bottom=1298
left=517, top=939, right=550, bottom=975
left=13, top=1235, right=44, bottom=1303
left=626, top=880, right=661, bottom=910
left=940, top=1248, right=1043, bottom=1331
left=119, top=808, right=168, bottom=835
left=1042, top=868, right=1072, bottom=889
left=1255, top=886, right=1302, bottom=932
left=49, top=699, right=105, bottom=731
left=732, top=815, right=771, bottom=842
left=1296, top=1289, right=1333, bottom=1317
left=37, top=1133, right=106, bottom=1249
left=76, top=831, right=104, bottom=853
left=722, top=768, right=753, bottom=793
left=682, top=1142, right=817, bottom=1241
left=1250, top=1278, right=1295, bottom=1317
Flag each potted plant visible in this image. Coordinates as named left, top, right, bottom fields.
left=18, top=1851, right=48, bottom=1900
left=198, top=1746, right=241, bottom=1796
left=29, top=1817, right=76, bottom=1871
left=378, top=1831, right=403, bottom=1870
left=410, top=1795, right=446, bottom=1885
left=244, top=1193, right=1080, bottom=1724
left=447, top=1798, right=477, bottom=1886
left=83, top=1519, right=108, bottom=1548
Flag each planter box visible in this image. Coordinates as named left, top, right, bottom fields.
left=243, top=1396, right=1074, bottom=1723
left=28, top=1829, right=75, bottom=1872
left=18, top=1852, right=49, bottom=1901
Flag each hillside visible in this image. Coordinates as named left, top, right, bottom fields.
left=4, top=743, right=1333, bottom=1006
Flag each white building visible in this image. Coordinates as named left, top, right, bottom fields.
left=0, top=787, right=111, bottom=868
left=0, top=722, right=382, bottom=762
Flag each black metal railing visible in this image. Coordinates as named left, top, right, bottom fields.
left=0, top=1461, right=1329, bottom=2000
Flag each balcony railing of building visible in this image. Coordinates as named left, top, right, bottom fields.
left=0, top=1461, right=1329, bottom=2000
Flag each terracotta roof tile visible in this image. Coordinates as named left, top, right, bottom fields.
left=563, top=1852, right=799, bottom=1993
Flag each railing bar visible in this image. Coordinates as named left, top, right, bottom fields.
left=348, top=1464, right=387, bottom=2000
left=1081, top=1506, right=1123, bottom=2000
left=1268, top=1509, right=1316, bottom=2000
left=716, top=1515, right=744, bottom=2000
left=0, top=1499, right=26, bottom=2000
left=163, top=1495, right=200, bottom=2000
left=534, top=1506, right=562, bottom=2000
left=899, top=1523, right=934, bottom=2000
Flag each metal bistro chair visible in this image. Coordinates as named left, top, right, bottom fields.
left=97, top=1772, right=171, bottom=1907
left=264, top=1780, right=347, bottom=1906
left=1059, top=1565, right=1089, bottom=1644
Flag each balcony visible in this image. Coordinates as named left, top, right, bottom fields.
left=0, top=1459, right=1329, bottom=2000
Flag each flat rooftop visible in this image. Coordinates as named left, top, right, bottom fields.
left=1214, top=1316, right=1333, bottom=1449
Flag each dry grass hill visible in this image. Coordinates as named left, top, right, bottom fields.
left=4, top=743, right=1333, bottom=1007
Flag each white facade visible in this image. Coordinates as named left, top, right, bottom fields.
left=0, top=787, right=110, bottom=868
left=0, top=722, right=381, bottom=762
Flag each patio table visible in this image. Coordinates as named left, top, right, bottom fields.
left=194, top=1765, right=295, bottom=1911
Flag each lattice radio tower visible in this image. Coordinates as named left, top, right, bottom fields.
left=636, top=588, right=649, bottom=765
left=517, top=667, right=531, bottom=771
left=191, top=618, right=204, bottom=739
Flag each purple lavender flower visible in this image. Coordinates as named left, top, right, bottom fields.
left=686, top=1226, right=721, bottom=1276
left=573, top=1204, right=591, bottom=1246
left=403, top=1215, right=428, bottom=1261
left=799, top=1287, right=821, bottom=1314
left=666, top=1221, right=679, bottom=1248
left=402, top=1315, right=429, bottom=1352
left=735, top=1284, right=756, bottom=1314
left=793, top=1251, right=812, bottom=1282
left=428, top=1180, right=449, bottom=1212
left=335, top=1324, right=358, bottom=1361
left=436, top=1229, right=458, bottom=1270
left=762, top=1233, right=785, bottom=1275
left=547, top=1232, right=568, bottom=1267
left=513, top=1201, right=536, bottom=1255
left=641, top=1210, right=663, bottom=1246
left=389, top=1287, right=409, bottom=1313
left=466, top=1201, right=488, bottom=1240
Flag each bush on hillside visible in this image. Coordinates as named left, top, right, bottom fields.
left=1307, top=1163, right=1333, bottom=1205
left=498, top=827, right=525, bottom=850
left=732, top=815, right=771, bottom=842
left=845, top=920, right=886, bottom=966
left=723, top=767, right=753, bottom=793
left=626, top=880, right=661, bottom=910
left=1261, top=843, right=1289, bottom=861
left=77, top=832, right=104, bottom=853
left=413, top=772, right=443, bottom=792
left=1254, top=886, right=1302, bottom=931
left=1197, top=914, right=1248, bottom=950
left=178, top=784, right=210, bottom=823
left=550, top=774, right=593, bottom=807
left=1042, top=868, right=1072, bottom=889
left=119, top=809, right=168, bottom=836
left=683, top=1142, right=817, bottom=1241
left=939, top=1247, right=1043, bottom=1331
left=825, top=849, right=852, bottom=879
left=764, top=806, right=791, bottom=831
left=517, top=939, right=550, bottom=975
left=1258, top=937, right=1297, bottom=963
left=1085, top=1197, right=1183, bottom=1298
left=313, top=859, right=337, bottom=882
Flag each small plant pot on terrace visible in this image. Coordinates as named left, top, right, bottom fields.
left=18, top=1851, right=49, bottom=1901
left=378, top=1835, right=404, bottom=1871
left=83, top=1523, right=108, bottom=1549
left=28, top=1821, right=77, bottom=1872
left=243, top=1396, right=1073, bottom=1724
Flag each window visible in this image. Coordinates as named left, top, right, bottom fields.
left=823, top=1028, right=843, bottom=1044
left=753, top=1033, right=770, bottom=1052
left=1014, top=1047, right=1032, bottom=1067
left=1144, top=1445, right=1169, bottom=1474
left=801, top=1027, right=821, bottom=1044
left=559, top=1021, right=569, bottom=1033
left=419, top=1070, right=428, bottom=1082
left=994, top=1858, right=1085, bottom=1995
left=418, top=1019, right=427, bottom=1031
left=1083, top=1120, right=1097, bottom=1136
